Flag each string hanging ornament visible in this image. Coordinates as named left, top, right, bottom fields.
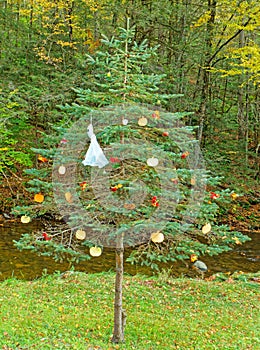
left=82, top=122, right=109, bottom=168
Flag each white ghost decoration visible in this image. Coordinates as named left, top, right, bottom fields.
left=82, top=124, right=109, bottom=168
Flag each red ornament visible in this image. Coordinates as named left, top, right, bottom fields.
left=210, top=192, right=220, bottom=200
left=151, top=196, right=159, bottom=207
left=181, top=151, right=189, bottom=159
left=79, top=181, right=87, bottom=191
left=42, top=232, right=51, bottom=241
left=110, top=157, right=120, bottom=163
left=152, top=110, right=160, bottom=119
left=162, top=131, right=169, bottom=137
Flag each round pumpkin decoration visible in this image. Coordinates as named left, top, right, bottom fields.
left=138, top=117, right=148, bottom=126
left=21, top=215, right=31, bottom=224
left=202, top=223, right=211, bottom=234
left=75, top=229, right=86, bottom=240
left=58, top=165, right=66, bottom=175
left=150, top=231, right=164, bottom=243
left=89, top=246, right=102, bottom=257
left=147, top=157, right=159, bottom=167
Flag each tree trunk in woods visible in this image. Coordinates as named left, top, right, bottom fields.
left=237, top=30, right=251, bottom=166
left=237, top=30, right=246, bottom=141
left=198, top=69, right=209, bottom=144
left=111, top=234, right=126, bottom=343
left=197, top=0, right=216, bottom=144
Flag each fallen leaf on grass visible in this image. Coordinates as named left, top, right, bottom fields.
left=226, top=277, right=234, bottom=284
left=205, top=275, right=216, bottom=282
left=250, top=277, right=260, bottom=283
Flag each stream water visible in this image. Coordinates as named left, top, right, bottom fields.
left=0, top=221, right=259, bottom=281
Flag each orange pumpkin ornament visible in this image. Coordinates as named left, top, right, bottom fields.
left=34, top=193, right=44, bottom=203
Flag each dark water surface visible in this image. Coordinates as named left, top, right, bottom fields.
left=0, top=221, right=259, bottom=280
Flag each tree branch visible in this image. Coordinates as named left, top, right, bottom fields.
left=208, top=13, right=259, bottom=66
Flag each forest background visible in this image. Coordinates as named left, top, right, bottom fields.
left=0, top=0, right=259, bottom=212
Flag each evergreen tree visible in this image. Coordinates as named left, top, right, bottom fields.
left=13, top=23, right=250, bottom=344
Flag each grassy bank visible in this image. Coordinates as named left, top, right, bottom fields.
left=0, top=272, right=259, bottom=349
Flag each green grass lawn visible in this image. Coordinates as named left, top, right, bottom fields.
left=0, top=271, right=259, bottom=349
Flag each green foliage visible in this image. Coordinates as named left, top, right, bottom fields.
left=0, top=89, right=33, bottom=173
left=204, top=143, right=259, bottom=190
left=14, top=233, right=91, bottom=264
left=63, top=25, right=181, bottom=111
left=0, top=0, right=258, bottom=190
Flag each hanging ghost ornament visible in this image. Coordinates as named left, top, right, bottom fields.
left=82, top=124, right=109, bottom=168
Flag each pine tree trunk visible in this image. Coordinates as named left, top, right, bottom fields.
left=111, top=234, right=126, bottom=343
left=112, top=18, right=129, bottom=344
